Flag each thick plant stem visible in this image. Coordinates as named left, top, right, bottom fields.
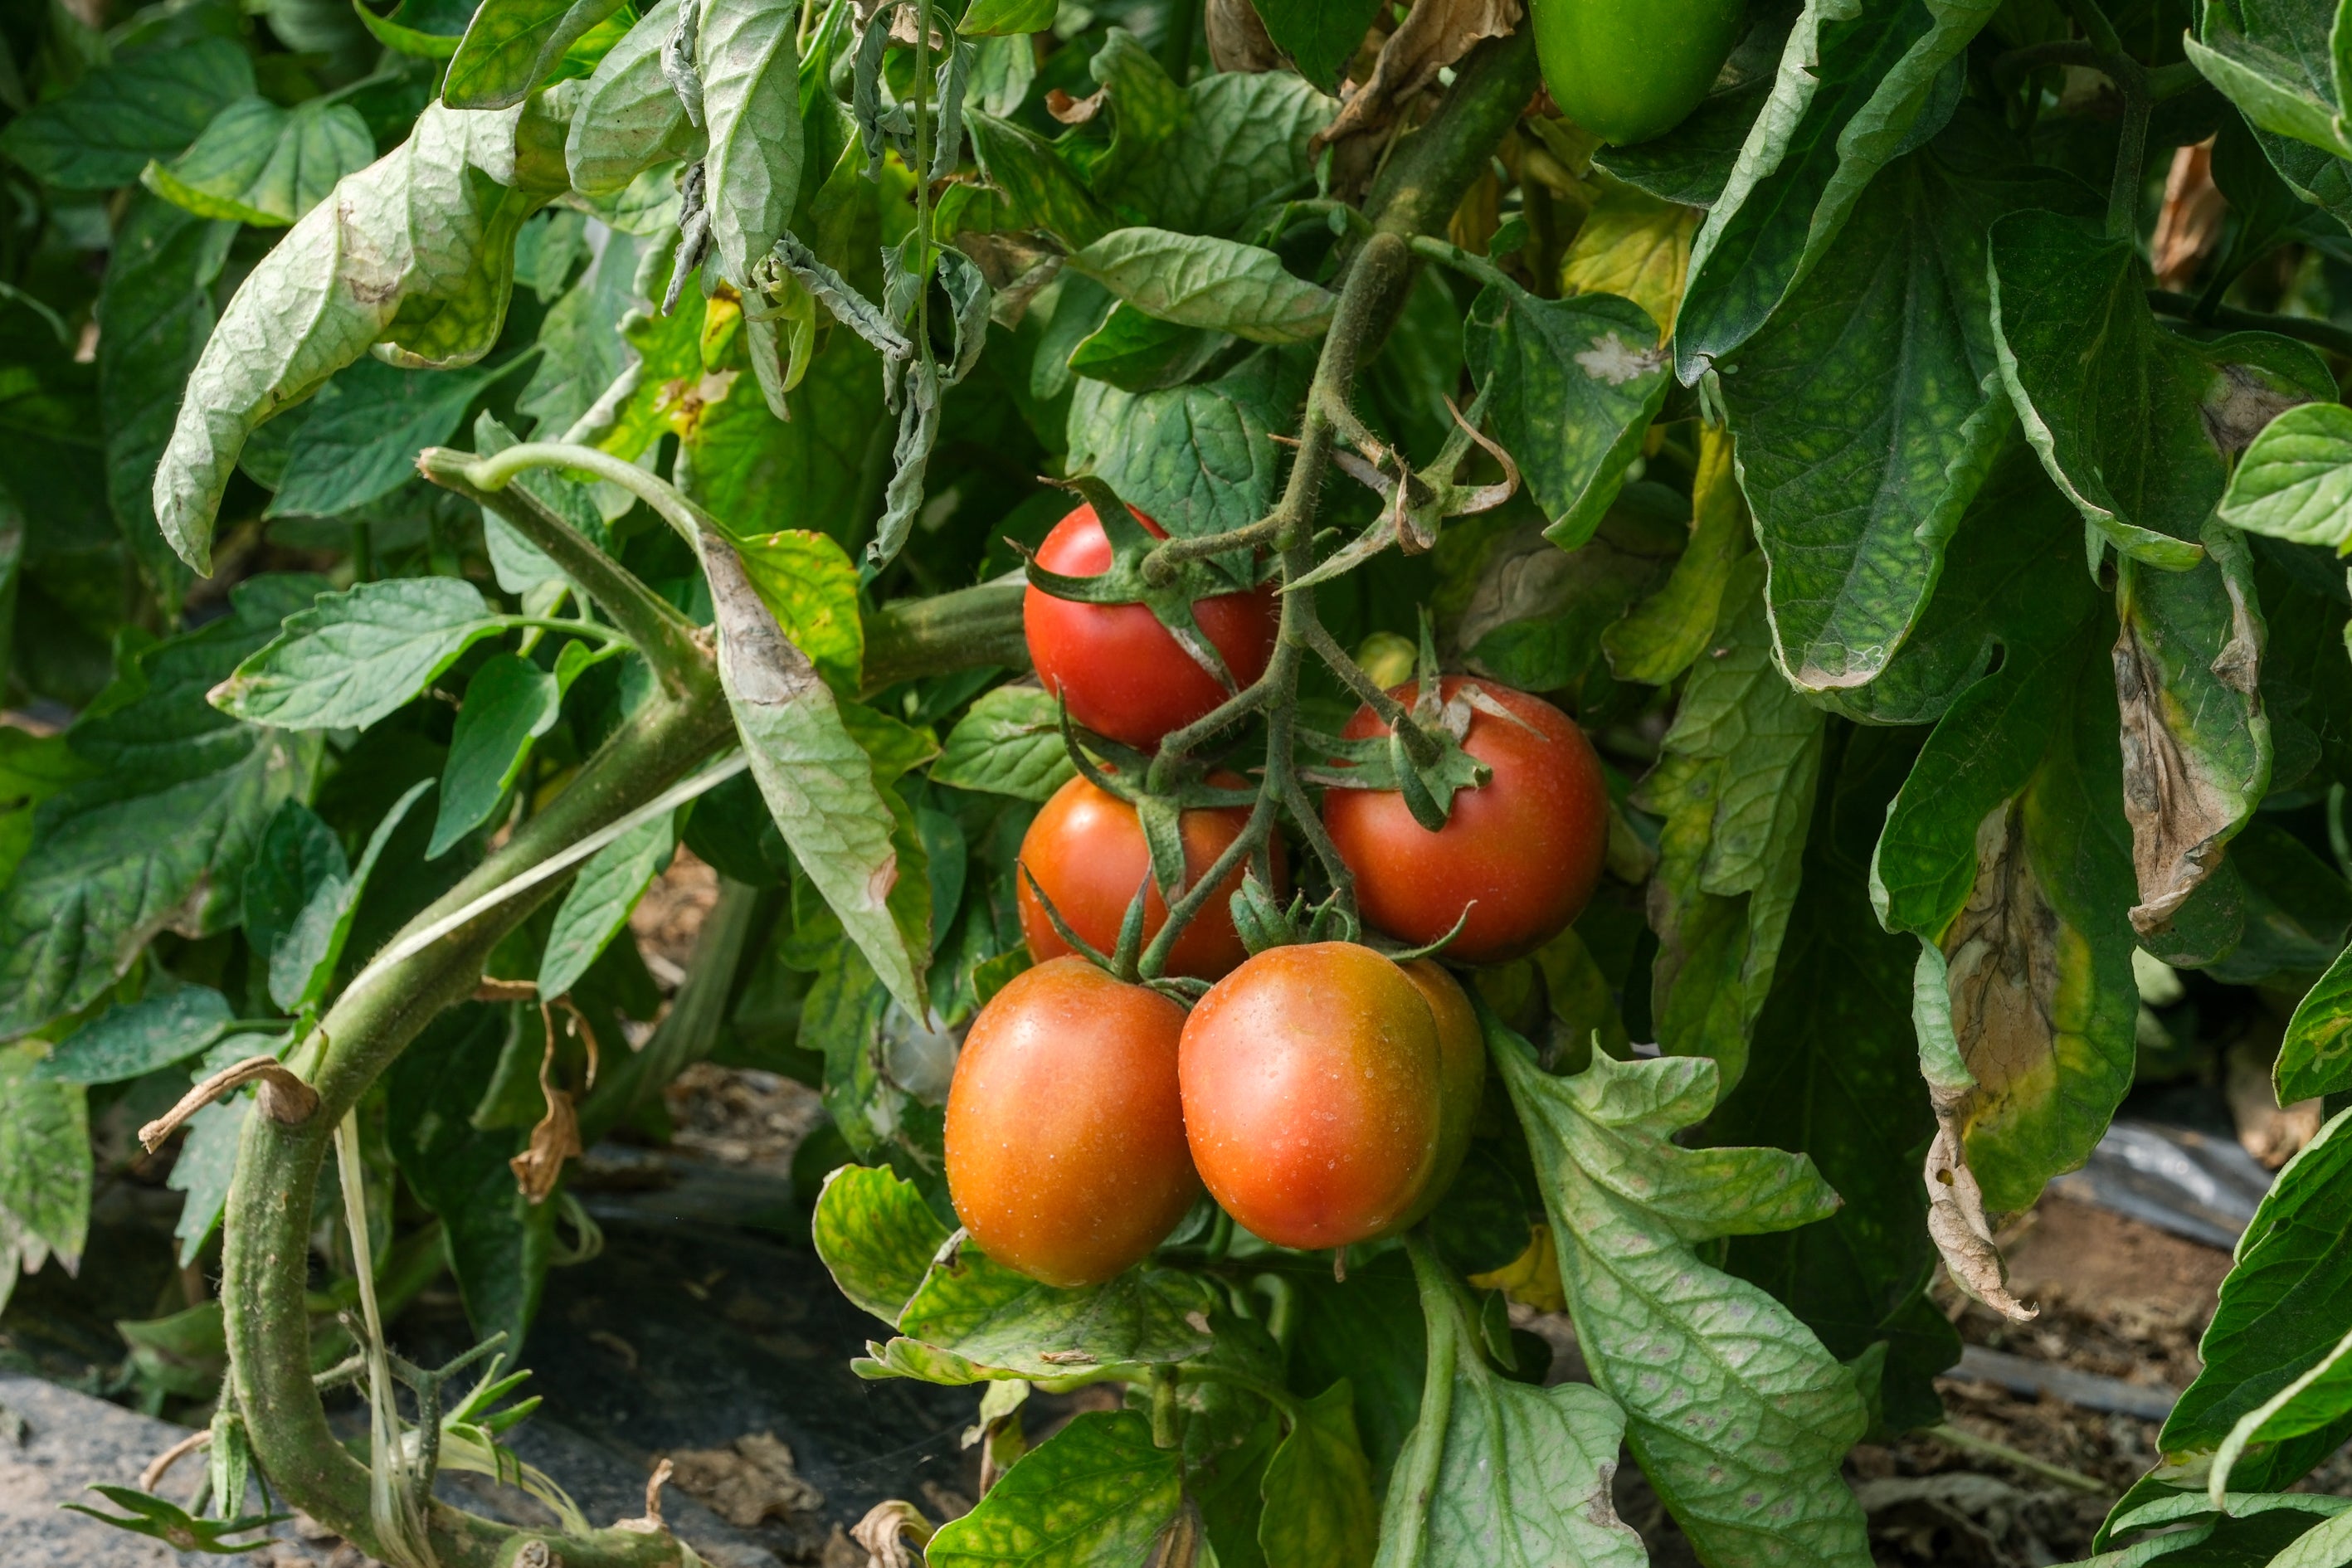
left=861, top=576, right=1029, bottom=692
left=1365, top=28, right=1541, bottom=241
left=1384, top=1234, right=1465, bottom=1568
left=223, top=685, right=734, bottom=1568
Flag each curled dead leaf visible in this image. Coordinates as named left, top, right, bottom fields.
left=509, top=1026, right=582, bottom=1204
left=2113, top=600, right=2259, bottom=937
left=667, top=1433, right=825, bottom=1528
left=851, top=1498, right=935, bottom=1568
left=1205, top=0, right=1282, bottom=72
left=1924, top=1117, right=2037, bottom=1322
left=1317, top=0, right=1522, bottom=151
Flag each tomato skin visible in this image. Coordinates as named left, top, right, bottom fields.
left=1023, top=504, right=1278, bottom=751
left=1015, top=772, right=1281, bottom=981
left=1179, top=942, right=1442, bottom=1249
left=1395, top=961, right=1486, bottom=1225
left=944, top=958, right=1200, bottom=1287
left=1322, top=678, right=1608, bottom=965
left=1530, top=0, right=1746, bottom=145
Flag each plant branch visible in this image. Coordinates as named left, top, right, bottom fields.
left=417, top=448, right=711, bottom=701
left=1364, top=27, right=1541, bottom=241
left=859, top=575, right=1030, bottom=692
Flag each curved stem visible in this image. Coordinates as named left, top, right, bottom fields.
left=1176, top=1363, right=1305, bottom=1421
left=2148, top=290, right=2352, bottom=357
left=499, top=616, right=633, bottom=645
left=1385, top=1234, right=1464, bottom=1568
left=1409, top=233, right=1512, bottom=292
left=460, top=441, right=717, bottom=546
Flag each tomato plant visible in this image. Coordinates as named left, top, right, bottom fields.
left=1015, top=771, right=1277, bottom=979
left=5, top=1, right=2352, bottom=1566
left=1324, top=676, right=1609, bottom=962
left=944, top=957, right=1199, bottom=1287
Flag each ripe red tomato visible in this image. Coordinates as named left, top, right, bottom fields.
left=943, top=958, right=1200, bottom=1287
left=1395, top=960, right=1486, bottom=1225
left=1322, top=678, right=1609, bottom=964
left=1015, top=772, right=1282, bottom=981
left=1179, top=942, right=1442, bottom=1249
left=1023, top=504, right=1278, bottom=751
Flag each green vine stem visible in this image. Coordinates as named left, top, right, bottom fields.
left=1381, top=1234, right=1467, bottom=1568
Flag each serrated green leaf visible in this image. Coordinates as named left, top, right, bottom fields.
left=0, top=587, right=318, bottom=1039
left=933, top=685, right=1075, bottom=802
left=445, top=0, right=626, bottom=110
left=1079, top=30, right=1186, bottom=196
left=1065, top=301, right=1229, bottom=393
left=167, top=1094, right=251, bottom=1267
left=1463, top=283, right=1668, bottom=551
left=961, top=0, right=1054, bottom=35
left=1108, top=71, right=1334, bottom=236
left=243, top=800, right=347, bottom=1011
left=1250, top=0, right=1383, bottom=90
left=0, top=37, right=255, bottom=190
left=566, top=0, right=699, bottom=196
left=1066, top=344, right=1301, bottom=543
left=141, top=95, right=375, bottom=227
left=1633, top=557, right=1824, bottom=1092
left=812, top=1161, right=953, bottom=1327
left=33, top=987, right=232, bottom=1084
left=98, top=194, right=235, bottom=612
left=1069, top=228, right=1335, bottom=344
left=537, top=810, right=674, bottom=1000
left=700, top=0, right=802, bottom=300
left=1988, top=208, right=2335, bottom=569
left=897, top=1252, right=1216, bottom=1380
left=1493, top=1028, right=1870, bottom=1568
left=2281, top=944, right=2352, bottom=1103
left=1677, top=0, right=1997, bottom=377
left=2221, top=400, right=2352, bottom=550
left=2187, top=0, right=2352, bottom=163
left=431, top=652, right=563, bottom=857
left=1725, top=114, right=2097, bottom=690
left=268, top=355, right=517, bottom=519
left=214, top=577, right=503, bottom=732
left=926, top=1410, right=1183, bottom=1567
left=967, top=110, right=1117, bottom=247
left=1263, top=1381, right=1378, bottom=1568
left=0, top=1041, right=90, bottom=1271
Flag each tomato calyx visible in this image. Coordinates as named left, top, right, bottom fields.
left=1303, top=631, right=1495, bottom=831
left=1224, top=869, right=1473, bottom=965
left=1052, top=700, right=1264, bottom=920
left=1292, top=384, right=1521, bottom=592
left=1016, top=475, right=1266, bottom=690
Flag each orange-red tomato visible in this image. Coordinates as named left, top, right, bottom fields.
left=1015, top=772, right=1282, bottom=981
left=1322, top=678, right=1609, bottom=964
left=1395, top=960, right=1486, bottom=1225
left=1179, top=942, right=1442, bottom=1249
left=943, top=958, right=1200, bottom=1287
left=1023, top=504, right=1278, bottom=751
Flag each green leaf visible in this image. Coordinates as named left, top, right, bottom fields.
left=567, top=0, right=699, bottom=195
left=895, top=1251, right=1217, bottom=1381
left=731, top=528, right=864, bottom=689
left=1463, top=283, right=1669, bottom=551
left=967, top=110, right=1117, bottom=247
left=1066, top=345, right=1301, bottom=544
left=445, top=0, right=626, bottom=110
left=1493, top=1028, right=1869, bottom=1568
left=1068, top=228, right=1335, bottom=344
left=933, top=685, right=1075, bottom=802
left=214, top=577, right=504, bottom=732
left=812, top=1161, right=952, bottom=1326
left=61, top=1484, right=286, bottom=1556
left=0, top=586, right=318, bottom=1039
left=2281, top=944, right=2352, bottom=1103
left=1594, top=74, right=1769, bottom=208
left=2187, top=0, right=2352, bottom=163
left=537, top=810, right=675, bottom=999
left=1250, top=0, right=1383, bottom=90
left=431, top=652, right=563, bottom=858
left=1631, top=557, right=1824, bottom=1092
left=1262, top=1382, right=1379, bottom=1568
left=0, top=1041, right=91, bottom=1271
left=356, top=0, right=478, bottom=57
left=1677, top=0, right=1996, bottom=377
left=1108, top=71, right=1335, bottom=236
left=141, top=95, right=377, bottom=227
left=700, top=0, right=802, bottom=303
left=2210, top=1325, right=2352, bottom=1505
left=1988, top=208, right=2335, bottom=569
left=1709, top=724, right=1963, bottom=1433
left=1079, top=30, right=1187, bottom=197
left=243, top=800, right=348, bottom=1011
left=33, top=987, right=232, bottom=1084
left=1723, top=114, right=2098, bottom=690
left=2221, top=400, right=2352, bottom=550
left=269, top=355, right=517, bottom=519
left=154, top=101, right=560, bottom=571
left=98, top=195, right=236, bottom=611
left=704, top=532, right=933, bottom=1015
left=1603, top=425, right=1747, bottom=684
left=387, top=1004, right=555, bottom=1347
left=167, top=1095, right=250, bottom=1268
left=926, top=1411, right=1183, bottom=1567
left=960, top=0, right=1055, bottom=35
left=271, top=778, right=435, bottom=1011
left=1066, top=302, right=1229, bottom=394
left=0, top=37, right=256, bottom=190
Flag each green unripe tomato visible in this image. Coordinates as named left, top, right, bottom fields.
left=1531, top=0, right=1746, bottom=146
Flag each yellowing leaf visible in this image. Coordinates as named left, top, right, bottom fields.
left=1561, top=183, right=1697, bottom=343
left=1468, top=1222, right=1566, bottom=1314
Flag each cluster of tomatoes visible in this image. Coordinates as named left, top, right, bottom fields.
left=942, top=504, right=1613, bottom=1287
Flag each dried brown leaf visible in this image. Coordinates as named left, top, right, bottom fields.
left=2151, top=140, right=2223, bottom=293
left=1205, top=0, right=1282, bottom=72
left=668, top=1433, right=827, bottom=1529
left=1316, top=0, right=1522, bottom=150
